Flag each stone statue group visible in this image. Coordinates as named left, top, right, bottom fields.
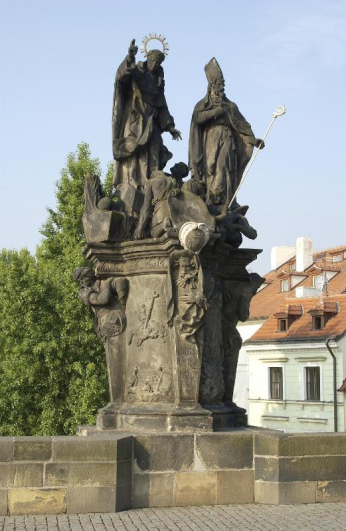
left=109, top=37, right=264, bottom=248
left=73, top=36, right=265, bottom=432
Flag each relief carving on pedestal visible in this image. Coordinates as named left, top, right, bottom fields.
left=126, top=363, right=173, bottom=403
left=127, top=291, right=167, bottom=347
left=199, top=271, right=225, bottom=404
left=166, top=250, right=207, bottom=343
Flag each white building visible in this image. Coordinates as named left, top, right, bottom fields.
left=235, top=238, right=346, bottom=433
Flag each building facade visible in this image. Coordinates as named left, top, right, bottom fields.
left=235, top=238, right=346, bottom=433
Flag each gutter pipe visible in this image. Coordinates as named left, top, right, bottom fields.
left=325, top=337, right=337, bottom=433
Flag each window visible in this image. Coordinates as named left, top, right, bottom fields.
left=332, top=254, right=342, bottom=263
left=289, top=263, right=296, bottom=271
left=269, top=367, right=283, bottom=400
left=313, top=274, right=325, bottom=288
left=305, top=367, right=320, bottom=401
left=312, top=316, right=323, bottom=330
left=278, top=319, right=288, bottom=332
left=280, top=279, right=289, bottom=292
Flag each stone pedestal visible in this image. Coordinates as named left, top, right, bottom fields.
left=84, top=235, right=261, bottom=432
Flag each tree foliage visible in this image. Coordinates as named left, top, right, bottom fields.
left=0, top=143, right=110, bottom=435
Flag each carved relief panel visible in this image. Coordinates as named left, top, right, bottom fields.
left=124, top=275, right=174, bottom=404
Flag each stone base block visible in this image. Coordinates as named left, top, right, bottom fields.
left=97, top=403, right=215, bottom=433
left=116, top=483, right=132, bottom=511
left=67, top=486, right=115, bottom=513
left=316, top=480, right=346, bottom=502
left=175, top=471, right=217, bottom=506
left=8, top=488, right=66, bottom=515
left=255, top=481, right=317, bottom=505
left=202, top=404, right=248, bottom=431
left=216, top=470, right=254, bottom=504
left=133, top=473, right=174, bottom=508
left=0, top=490, right=7, bottom=516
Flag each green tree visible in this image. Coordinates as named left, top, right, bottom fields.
left=0, top=143, right=110, bottom=435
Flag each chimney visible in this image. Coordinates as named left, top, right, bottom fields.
left=296, top=237, right=313, bottom=272
left=271, top=246, right=295, bottom=270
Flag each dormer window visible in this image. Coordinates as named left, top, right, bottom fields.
left=278, top=318, right=288, bottom=332
left=313, top=275, right=324, bottom=289
left=289, top=263, right=296, bottom=271
left=309, top=301, right=338, bottom=330
left=332, top=254, right=342, bottom=263
left=275, top=305, right=303, bottom=332
left=312, top=316, right=323, bottom=330
left=280, top=279, right=289, bottom=292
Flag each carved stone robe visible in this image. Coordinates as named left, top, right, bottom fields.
left=112, top=58, right=175, bottom=192
left=189, top=94, right=257, bottom=204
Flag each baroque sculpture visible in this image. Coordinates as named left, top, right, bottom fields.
left=75, top=35, right=265, bottom=432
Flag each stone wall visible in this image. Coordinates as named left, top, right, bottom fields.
left=0, top=430, right=346, bottom=514
left=0, top=436, right=132, bottom=515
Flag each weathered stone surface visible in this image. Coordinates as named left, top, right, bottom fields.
left=116, top=483, right=132, bottom=512
left=0, top=438, right=13, bottom=462
left=133, top=435, right=194, bottom=472
left=196, top=433, right=253, bottom=469
left=279, top=434, right=346, bottom=457
left=216, top=470, right=254, bottom=504
left=279, top=456, right=346, bottom=482
left=255, top=432, right=346, bottom=458
left=254, top=481, right=279, bottom=504
left=117, top=460, right=132, bottom=485
left=0, top=464, right=43, bottom=487
left=67, top=486, right=115, bottom=513
left=174, top=471, right=216, bottom=506
left=279, top=481, right=317, bottom=504
left=14, top=437, right=52, bottom=461
left=0, top=489, right=7, bottom=516
left=255, top=480, right=317, bottom=505
left=317, top=480, right=346, bottom=502
left=45, top=463, right=117, bottom=486
left=8, top=488, right=66, bottom=515
left=255, top=457, right=279, bottom=482
left=132, top=473, right=174, bottom=508
left=52, top=436, right=120, bottom=462
left=118, top=415, right=168, bottom=432
left=256, top=455, right=346, bottom=482
left=168, top=414, right=213, bottom=433
left=254, top=433, right=280, bottom=456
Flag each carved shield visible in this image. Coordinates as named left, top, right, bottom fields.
left=168, top=191, right=215, bottom=231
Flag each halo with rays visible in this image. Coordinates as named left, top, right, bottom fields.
left=141, top=33, right=170, bottom=57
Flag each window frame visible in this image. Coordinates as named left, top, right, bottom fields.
left=300, top=363, right=323, bottom=401
left=277, top=318, right=288, bottom=332
left=280, top=279, right=289, bottom=292
left=267, top=365, right=285, bottom=401
left=312, top=315, right=323, bottom=330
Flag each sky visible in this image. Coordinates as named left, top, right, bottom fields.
left=1, top=0, right=346, bottom=274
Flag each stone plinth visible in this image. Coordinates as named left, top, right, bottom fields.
left=1, top=430, right=346, bottom=514
left=83, top=236, right=261, bottom=432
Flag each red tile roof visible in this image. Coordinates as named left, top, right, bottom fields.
left=248, top=295, right=346, bottom=342
left=248, top=244, right=346, bottom=342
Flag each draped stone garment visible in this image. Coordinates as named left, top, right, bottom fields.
left=189, top=94, right=257, bottom=204
left=112, top=58, right=175, bottom=191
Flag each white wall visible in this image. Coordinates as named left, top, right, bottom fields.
left=338, top=334, right=346, bottom=431
left=233, top=320, right=264, bottom=411
left=246, top=342, right=345, bottom=433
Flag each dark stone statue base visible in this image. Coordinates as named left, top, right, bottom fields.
left=82, top=235, right=260, bottom=433
left=96, top=402, right=247, bottom=433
